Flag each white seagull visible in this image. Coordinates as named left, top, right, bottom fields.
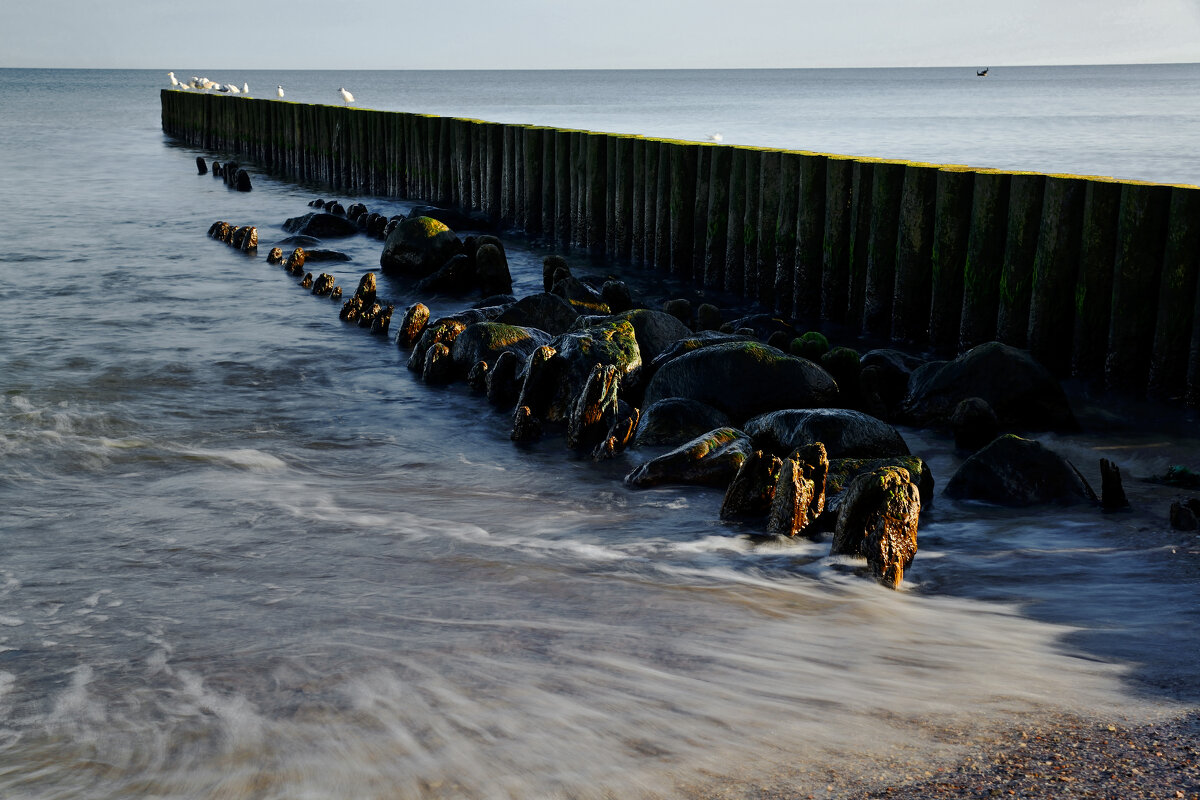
left=338, top=87, right=354, bottom=104
left=708, top=133, right=724, bottom=143
left=167, top=71, right=179, bottom=87
left=242, top=82, right=249, bottom=94
left=277, top=85, right=285, bottom=98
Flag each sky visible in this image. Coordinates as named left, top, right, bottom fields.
left=3, top=0, right=1200, bottom=70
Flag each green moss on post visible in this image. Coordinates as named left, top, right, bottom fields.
left=1026, top=176, right=1086, bottom=375
left=820, top=156, right=854, bottom=324
left=724, top=147, right=748, bottom=295
left=669, top=142, right=698, bottom=278
left=928, top=168, right=974, bottom=352
left=704, top=144, right=731, bottom=290
left=1151, top=186, right=1200, bottom=400
left=960, top=171, right=1012, bottom=350
left=795, top=154, right=827, bottom=323
left=995, top=173, right=1046, bottom=346
left=774, top=154, right=800, bottom=317
left=1106, top=183, right=1172, bottom=392
left=862, top=162, right=905, bottom=338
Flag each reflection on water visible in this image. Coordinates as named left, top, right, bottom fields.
left=0, top=67, right=1197, bottom=798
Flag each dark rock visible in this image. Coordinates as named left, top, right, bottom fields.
left=302, top=249, right=352, bottom=262
left=239, top=226, right=257, bottom=251
left=495, top=293, right=580, bottom=336
left=475, top=243, right=512, bottom=297
left=662, top=299, right=692, bottom=325
left=415, top=253, right=476, bottom=295
left=345, top=202, right=368, bottom=219
left=422, top=342, right=455, bottom=384
left=511, top=405, right=543, bottom=443
left=624, top=427, right=753, bottom=489
left=1169, top=498, right=1200, bottom=530
left=395, top=303, right=430, bottom=348
left=695, top=303, right=723, bottom=332
left=312, top=273, right=336, bottom=296
left=339, top=295, right=363, bottom=323
left=282, top=212, right=359, bottom=238
left=308, top=198, right=324, bottom=208
left=466, top=361, right=489, bottom=394
left=367, top=213, right=389, bottom=239
left=1154, top=465, right=1200, bottom=489
left=370, top=304, right=394, bottom=336
left=354, top=272, right=377, bottom=307
left=944, top=434, right=1096, bottom=506
left=951, top=397, right=999, bottom=452
left=766, top=331, right=791, bottom=351
left=744, top=408, right=910, bottom=460
left=789, top=330, right=830, bottom=361
left=566, top=364, right=621, bottom=451
left=330, top=286, right=342, bottom=301
left=211, top=161, right=222, bottom=177
left=825, top=456, right=935, bottom=512
left=222, top=162, right=239, bottom=184
left=230, top=226, right=248, bottom=249
left=720, top=450, right=783, bottom=520
left=767, top=442, right=829, bottom=538
left=234, top=169, right=252, bottom=192
left=327, top=202, right=346, bottom=216
left=380, top=216, right=464, bottom=278
left=859, top=348, right=926, bottom=419
left=474, top=294, right=517, bottom=310
left=409, top=205, right=477, bottom=232
left=552, top=275, right=610, bottom=315
left=903, top=341, right=1077, bottom=431
left=830, top=466, right=921, bottom=589
left=820, top=347, right=861, bottom=407
left=728, top=314, right=794, bottom=342
left=450, top=323, right=553, bottom=375
left=208, top=221, right=231, bottom=241
left=487, top=350, right=522, bottom=408
left=542, top=320, right=641, bottom=422
left=542, top=255, right=568, bottom=292
left=1100, top=458, right=1131, bottom=511
left=600, top=281, right=633, bottom=313
left=300, top=273, right=313, bottom=289
left=266, top=247, right=284, bottom=265
left=576, top=308, right=692, bottom=365
left=633, top=398, right=731, bottom=447
left=643, top=341, right=839, bottom=425
left=647, top=332, right=755, bottom=374
left=593, top=406, right=640, bottom=461
left=196, top=157, right=207, bottom=175
left=514, top=346, right=560, bottom=420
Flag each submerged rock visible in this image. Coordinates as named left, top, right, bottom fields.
left=767, top=442, right=828, bottom=538
left=633, top=398, right=731, bottom=448
left=944, top=434, right=1095, bottom=506
left=282, top=212, right=358, bottom=238
left=720, top=450, right=782, bottom=520
left=380, top=216, right=463, bottom=278
left=830, top=466, right=921, bottom=589
left=624, top=427, right=753, bottom=489
left=744, top=408, right=909, bottom=460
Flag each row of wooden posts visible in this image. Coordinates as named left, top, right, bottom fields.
left=161, top=90, right=1200, bottom=405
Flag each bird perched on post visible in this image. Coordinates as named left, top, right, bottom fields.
left=277, top=85, right=285, bottom=98
left=167, top=71, right=179, bottom=87
left=338, top=87, right=354, bottom=104
left=242, top=82, right=249, bottom=94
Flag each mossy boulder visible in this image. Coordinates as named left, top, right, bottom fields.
left=552, top=274, right=610, bottom=315
left=643, top=341, right=839, bottom=425
left=790, top=331, right=830, bottom=361
left=830, top=466, right=921, bottom=589
left=577, top=308, right=692, bottom=364
left=720, top=450, right=783, bottom=520
left=541, top=320, right=642, bottom=422
left=380, top=216, right=464, bottom=278
left=450, top=322, right=553, bottom=374
left=943, top=434, right=1096, bottom=506
left=415, top=253, right=477, bottom=295
left=902, top=341, right=1077, bottom=431
left=744, top=408, right=910, bottom=460
left=634, top=398, right=731, bottom=447
left=495, top=292, right=580, bottom=336
left=624, top=427, right=753, bottom=489
left=475, top=243, right=512, bottom=297
left=825, top=455, right=935, bottom=512
left=282, top=212, right=359, bottom=238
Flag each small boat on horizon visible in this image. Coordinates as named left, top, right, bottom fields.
left=977, top=67, right=989, bottom=77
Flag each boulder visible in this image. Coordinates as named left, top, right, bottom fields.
left=312, top=273, right=336, bottom=296
left=542, top=255, right=568, bottom=292
left=825, top=456, right=935, bottom=512
left=415, top=253, right=476, bottom=295
left=647, top=331, right=755, bottom=374
left=450, top=322, right=552, bottom=374
left=234, top=169, right=252, bottom=192
left=285, top=247, right=306, bottom=273
left=266, top=247, right=284, bottom=265
left=720, top=450, right=783, bottom=520
left=943, top=434, right=1096, bottom=506
left=300, top=273, right=313, bottom=289
left=511, top=405, right=543, bottom=443
left=695, top=303, right=723, bottom=332
left=551, top=275, right=610, bottom=315
left=466, top=361, right=489, bottom=393
left=592, top=406, right=640, bottom=461
left=514, top=346, right=560, bottom=420
left=662, top=299, right=692, bottom=325
left=422, top=342, right=455, bottom=384
left=1170, top=498, right=1200, bottom=531
left=643, top=341, right=839, bottom=424
left=767, top=442, right=828, bottom=538
left=600, top=280, right=633, bottom=313
left=407, top=318, right=468, bottom=372
left=487, top=350, right=523, bottom=408
left=475, top=243, right=512, bottom=297
left=727, top=314, right=794, bottom=341
left=370, top=304, right=394, bottom=336
left=302, top=249, right=352, bottom=262
left=902, top=341, right=1077, bottom=431
left=380, top=216, right=464, bottom=278
left=744, top=408, right=910, bottom=460
left=495, top=292, right=580, bottom=336
left=196, top=156, right=207, bottom=175
left=950, top=397, right=999, bottom=452
left=576, top=308, right=692, bottom=365
left=789, top=330, right=829, bottom=361
left=282, top=212, right=359, bottom=238
left=830, top=467, right=921, bottom=589
left=542, top=320, right=642, bottom=421
left=633, top=398, right=731, bottom=447
left=859, top=348, right=926, bottom=419
left=624, top=427, right=753, bottom=489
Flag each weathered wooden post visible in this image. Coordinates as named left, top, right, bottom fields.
left=1150, top=185, right=1200, bottom=399
left=959, top=171, right=1012, bottom=350
left=820, top=156, right=855, bottom=324
left=862, top=160, right=905, bottom=337
left=703, top=144, right=731, bottom=290
left=891, top=163, right=939, bottom=343
left=928, top=167, right=975, bottom=352
left=1026, top=175, right=1086, bottom=374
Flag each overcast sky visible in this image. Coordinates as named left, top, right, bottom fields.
left=3, top=0, right=1200, bottom=69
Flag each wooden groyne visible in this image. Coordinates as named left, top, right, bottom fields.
left=161, top=90, right=1200, bottom=405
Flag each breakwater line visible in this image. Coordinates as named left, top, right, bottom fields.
left=160, top=90, right=1200, bottom=405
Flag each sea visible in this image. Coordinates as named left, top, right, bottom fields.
left=0, top=65, right=1198, bottom=799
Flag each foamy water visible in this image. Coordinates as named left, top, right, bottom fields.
left=0, top=67, right=1197, bottom=798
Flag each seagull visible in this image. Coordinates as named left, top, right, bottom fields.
left=277, top=85, right=285, bottom=98
left=167, top=71, right=179, bottom=87
left=338, top=87, right=354, bottom=104
left=242, top=82, right=249, bottom=94
left=708, top=133, right=723, bottom=143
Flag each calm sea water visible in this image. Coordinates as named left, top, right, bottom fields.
left=0, top=66, right=1198, bottom=799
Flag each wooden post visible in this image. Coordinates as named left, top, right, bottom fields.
left=1151, top=186, right=1200, bottom=400
left=794, top=154, right=827, bottom=323
left=1026, top=176, right=1086, bottom=375
left=775, top=152, right=800, bottom=317
left=670, top=142, right=698, bottom=279
left=959, top=171, right=1012, bottom=350
left=928, top=167, right=975, bottom=353
left=704, top=144, right=731, bottom=290
left=820, top=156, right=855, bottom=325
left=757, top=150, right=781, bottom=310
left=862, top=161, right=905, bottom=338
left=892, top=163, right=938, bottom=344
left=724, top=147, right=747, bottom=294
